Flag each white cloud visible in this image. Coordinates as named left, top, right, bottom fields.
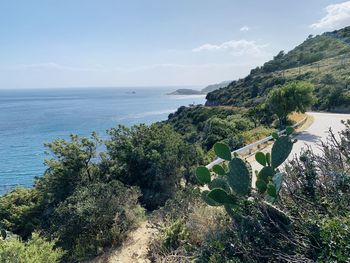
left=192, top=39, right=267, bottom=56
left=311, top=1, right=350, bottom=29
left=240, top=26, right=250, bottom=32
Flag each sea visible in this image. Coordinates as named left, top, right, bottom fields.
left=0, top=87, right=206, bottom=194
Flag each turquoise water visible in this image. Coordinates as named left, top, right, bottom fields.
left=0, top=87, right=205, bottom=194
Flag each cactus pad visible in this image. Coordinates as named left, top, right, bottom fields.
left=267, top=182, right=277, bottom=198
left=227, top=158, right=251, bottom=196
left=207, top=188, right=236, bottom=205
left=272, top=172, right=284, bottom=194
left=212, top=164, right=226, bottom=175
left=266, top=152, right=271, bottom=166
left=201, top=190, right=221, bottom=206
left=208, top=178, right=231, bottom=193
left=286, top=126, right=294, bottom=135
left=255, top=152, right=267, bottom=166
left=271, top=136, right=293, bottom=168
left=196, top=166, right=211, bottom=184
left=256, top=179, right=267, bottom=192
left=257, top=166, right=274, bottom=183
left=214, top=142, right=232, bottom=161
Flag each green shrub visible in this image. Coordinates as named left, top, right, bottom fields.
left=318, top=215, right=350, bottom=262
left=149, top=187, right=230, bottom=262
left=48, top=180, right=144, bottom=261
left=106, top=124, right=203, bottom=210
left=267, top=81, right=314, bottom=127
left=0, top=188, right=42, bottom=238
left=162, top=219, right=189, bottom=250
left=166, top=105, right=254, bottom=150
left=36, top=133, right=100, bottom=206
left=203, top=117, right=237, bottom=150
left=242, top=126, right=275, bottom=144
left=0, top=233, right=64, bottom=263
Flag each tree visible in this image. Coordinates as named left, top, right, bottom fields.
left=106, top=124, right=199, bottom=210
left=48, top=181, right=143, bottom=261
left=35, top=133, right=100, bottom=207
left=0, top=188, right=42, bottom=239
left=179, top=143, right=206, bottom=185
left=246, top=105, right=267, bottom=128
left=1, top=132, right=146, bottom=261
left=267, top=81, right=314, bottom=128
left=203, top=117, right=237, bottom=150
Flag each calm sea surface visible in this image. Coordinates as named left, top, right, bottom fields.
left=0, top=87, right=206, bottom=194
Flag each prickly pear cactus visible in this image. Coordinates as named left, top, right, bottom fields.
left=255, top=127, right=296, bottom=201
left=196, top=127, right=295, bottom=216
left=196, top=143, right=251, bottom=215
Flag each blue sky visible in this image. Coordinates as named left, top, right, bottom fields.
left=0, top=0, right=349, bottom=88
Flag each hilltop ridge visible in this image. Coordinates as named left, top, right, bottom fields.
left=206, top=26, right=350, bottom=112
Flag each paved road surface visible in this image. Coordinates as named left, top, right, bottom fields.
left=250, top=112, right=350, bottom=185
left=290, top=112, right=350, bottom=156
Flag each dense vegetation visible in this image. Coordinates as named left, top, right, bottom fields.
left=0, top=105, right=279, bottom=261
left=0, top=107, right=283, bottom=262
left=267, top=81, right=315, bottom=127
left=166, top=105, right=274, bottom=150
left=0, top=118, right=227, bottom=261
left=149, top=120, right=350, bottom=262
left=206, top=26, right=350, bottom=112
left=105, top=124, right=205, bottom=209
left=0, top=26, right=349, bottom=263
left=0, top=134, right=146, bottom=261
left=0, top=233, right=64, bottom=263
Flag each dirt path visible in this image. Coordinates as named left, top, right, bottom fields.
left=89, top=221, right=157, bottom=263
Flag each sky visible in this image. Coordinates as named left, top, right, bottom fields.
left=0, top=0, right=350, bottom=89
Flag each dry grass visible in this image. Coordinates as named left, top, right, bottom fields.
left=296, top=114, right=314, bottom=132
left=186, top=206, right=227, bottom=246
left=242, top=126, right=275, bottom=145
left=288, top=112, right=315, bottom=132
left=148, top=202, right=229, bottom=263
left=273, top=53, right=350, bottom=78
left=288, top=112, right=306, bottom=123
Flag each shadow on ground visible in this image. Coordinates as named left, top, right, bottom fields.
left=295, top=131, right=321, bottom=143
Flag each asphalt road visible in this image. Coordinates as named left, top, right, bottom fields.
left=290, top=112, right=350, bottom=156
left=250, top=112, right=350, bottom=185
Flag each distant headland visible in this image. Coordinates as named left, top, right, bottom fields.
left=167, top=80, right=231, bottom=95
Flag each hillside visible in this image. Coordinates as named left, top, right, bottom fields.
left=206, top=26, right=350, bottom=112
left=165, top=105, right=274, bottom=151
left=201, top=80, right=231, bottom=93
